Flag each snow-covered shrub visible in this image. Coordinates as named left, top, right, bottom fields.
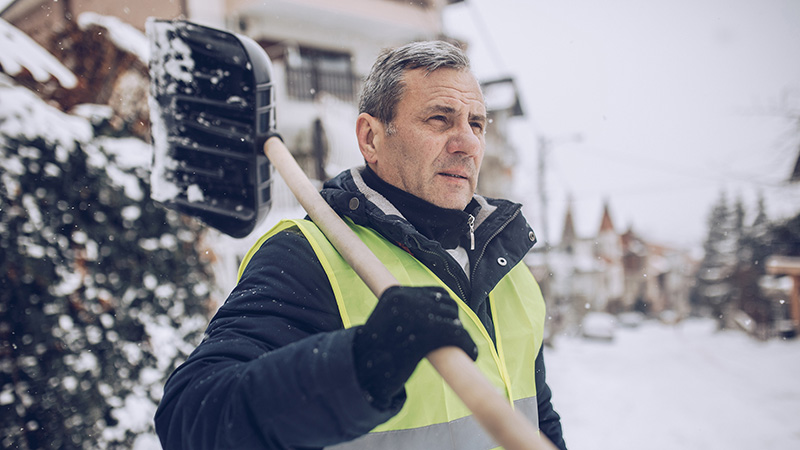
left=0, top=80, right=215, bottom=449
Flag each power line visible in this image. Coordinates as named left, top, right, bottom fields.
left=550, top=143, right=791, bottom=190
left=464, top=0, right=509, bottom=76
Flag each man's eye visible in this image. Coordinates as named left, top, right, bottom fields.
left=429, top=115, right=447, bottom=122
left=471, top=122, right=484, bottom=132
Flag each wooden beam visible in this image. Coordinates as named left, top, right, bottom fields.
left=792, top=277, right=800, bottom=330
left=767, top=256, right=800, bottom=331
left=766, top=256, right=800, bottom=277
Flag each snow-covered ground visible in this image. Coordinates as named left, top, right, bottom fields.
left=546, top=318, right=800, bottom=450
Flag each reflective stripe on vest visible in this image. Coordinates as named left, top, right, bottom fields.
left=239, top=219, right=547, bottom=450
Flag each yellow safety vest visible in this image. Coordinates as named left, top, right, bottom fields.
left=239, top=219, right=546, bottom=450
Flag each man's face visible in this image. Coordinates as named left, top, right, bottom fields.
left=366, top=68, right=486, bottom=210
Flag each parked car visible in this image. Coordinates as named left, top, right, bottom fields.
left=618, top=311, right=646, bottom=328
left=581, top=312, right=616, bottom=341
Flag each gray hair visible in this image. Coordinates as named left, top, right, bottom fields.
left=358, top=41, right=472, bottom=127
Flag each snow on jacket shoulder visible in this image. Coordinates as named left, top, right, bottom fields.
left=154, top=167, right=567, bottom=450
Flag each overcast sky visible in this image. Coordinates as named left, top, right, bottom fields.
left=445, top=0, right=800, bottom=250
left=3, top=0, right=798, bottom=250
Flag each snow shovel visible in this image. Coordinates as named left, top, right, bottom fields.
left=147, top=18, right=274, bottom=238
left=147, top=19, right=557, bottom=450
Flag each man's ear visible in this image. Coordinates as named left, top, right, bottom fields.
left=356, top=113, right=384, bottom=164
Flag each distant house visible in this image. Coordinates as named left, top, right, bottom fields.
left=765, top=145, right=800, bottom=335
left=545, top=201, right=624, bottom=313
left=526, top=198, right=694, bottom=330
left=620, top=229, right=694, bottom=318
left=765, top=256, right=800, bottom=336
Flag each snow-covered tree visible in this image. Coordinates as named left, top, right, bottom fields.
left=693, top=192, right=783, bottom=334
left=0, top=76, right=214, bottom=449
left=692, top=192, right=739, bottom=327
left=730, top=195, right=774, bottom=335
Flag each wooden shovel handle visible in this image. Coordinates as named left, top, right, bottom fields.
left=264, top=137, right=557, bottom=450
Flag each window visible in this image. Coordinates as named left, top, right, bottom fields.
left=286, top=47, right=357, bottom=102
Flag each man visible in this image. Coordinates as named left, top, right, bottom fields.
left=155, top=40, right=567, bottom=450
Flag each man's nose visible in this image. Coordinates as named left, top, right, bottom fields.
left=447, top=120, right=483, bottom=156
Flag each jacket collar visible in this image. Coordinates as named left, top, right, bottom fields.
left=321, top=166, right=529, bottom=257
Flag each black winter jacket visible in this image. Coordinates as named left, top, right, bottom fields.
left=155, top=167, right=567, bottom=450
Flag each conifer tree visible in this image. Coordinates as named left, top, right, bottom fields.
left=692, top=192, right=738, bottom=328
left=730, top=194, right=773, bottom=335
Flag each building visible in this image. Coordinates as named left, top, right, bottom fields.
left=546, top=201, right=625, bottom=314
left=763, top=144, right=800, bottom=335
left=478, top=76, right=524, bottom=199
left=527, top=198, right=694, bottom=332
left=620, top=229, right=694, bottom=318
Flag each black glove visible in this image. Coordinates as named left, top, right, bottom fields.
left=352, top=286, right=478, bottom=408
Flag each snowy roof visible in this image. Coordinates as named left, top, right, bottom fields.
left=0, top=18, right=77, bottom=88
left=77, top=12, right=149, bottom=64
left=0, top=74, right=91, bottom=149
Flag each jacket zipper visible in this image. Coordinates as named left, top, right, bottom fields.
left=470, top=208, right=521, bottom=281
left=467, top=214, right=475, bottom=251
left=410, top=236, right=469, bottom=302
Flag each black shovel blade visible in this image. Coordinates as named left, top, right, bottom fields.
left=147, top=19, right=276, bottom=238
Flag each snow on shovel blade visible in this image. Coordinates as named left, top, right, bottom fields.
left=147, top=19, right=276, bottom=238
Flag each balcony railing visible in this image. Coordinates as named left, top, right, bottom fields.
left=286, top=65, right=359, bottom=103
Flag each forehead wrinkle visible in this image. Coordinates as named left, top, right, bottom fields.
left=422, top=105, right=456, bottom=115
left=421, top=102, right=485, bottom=117
left=400, top=69, right=486, bottom=118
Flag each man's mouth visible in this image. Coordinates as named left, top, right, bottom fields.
left=440, top=172, right=468, bottom=180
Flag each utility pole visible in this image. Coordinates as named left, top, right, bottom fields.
left=536, top=133, right=582, bottom=250
left=536, top=133, right=582, bottom=340
left=537, top=136, right=551, bottom=251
